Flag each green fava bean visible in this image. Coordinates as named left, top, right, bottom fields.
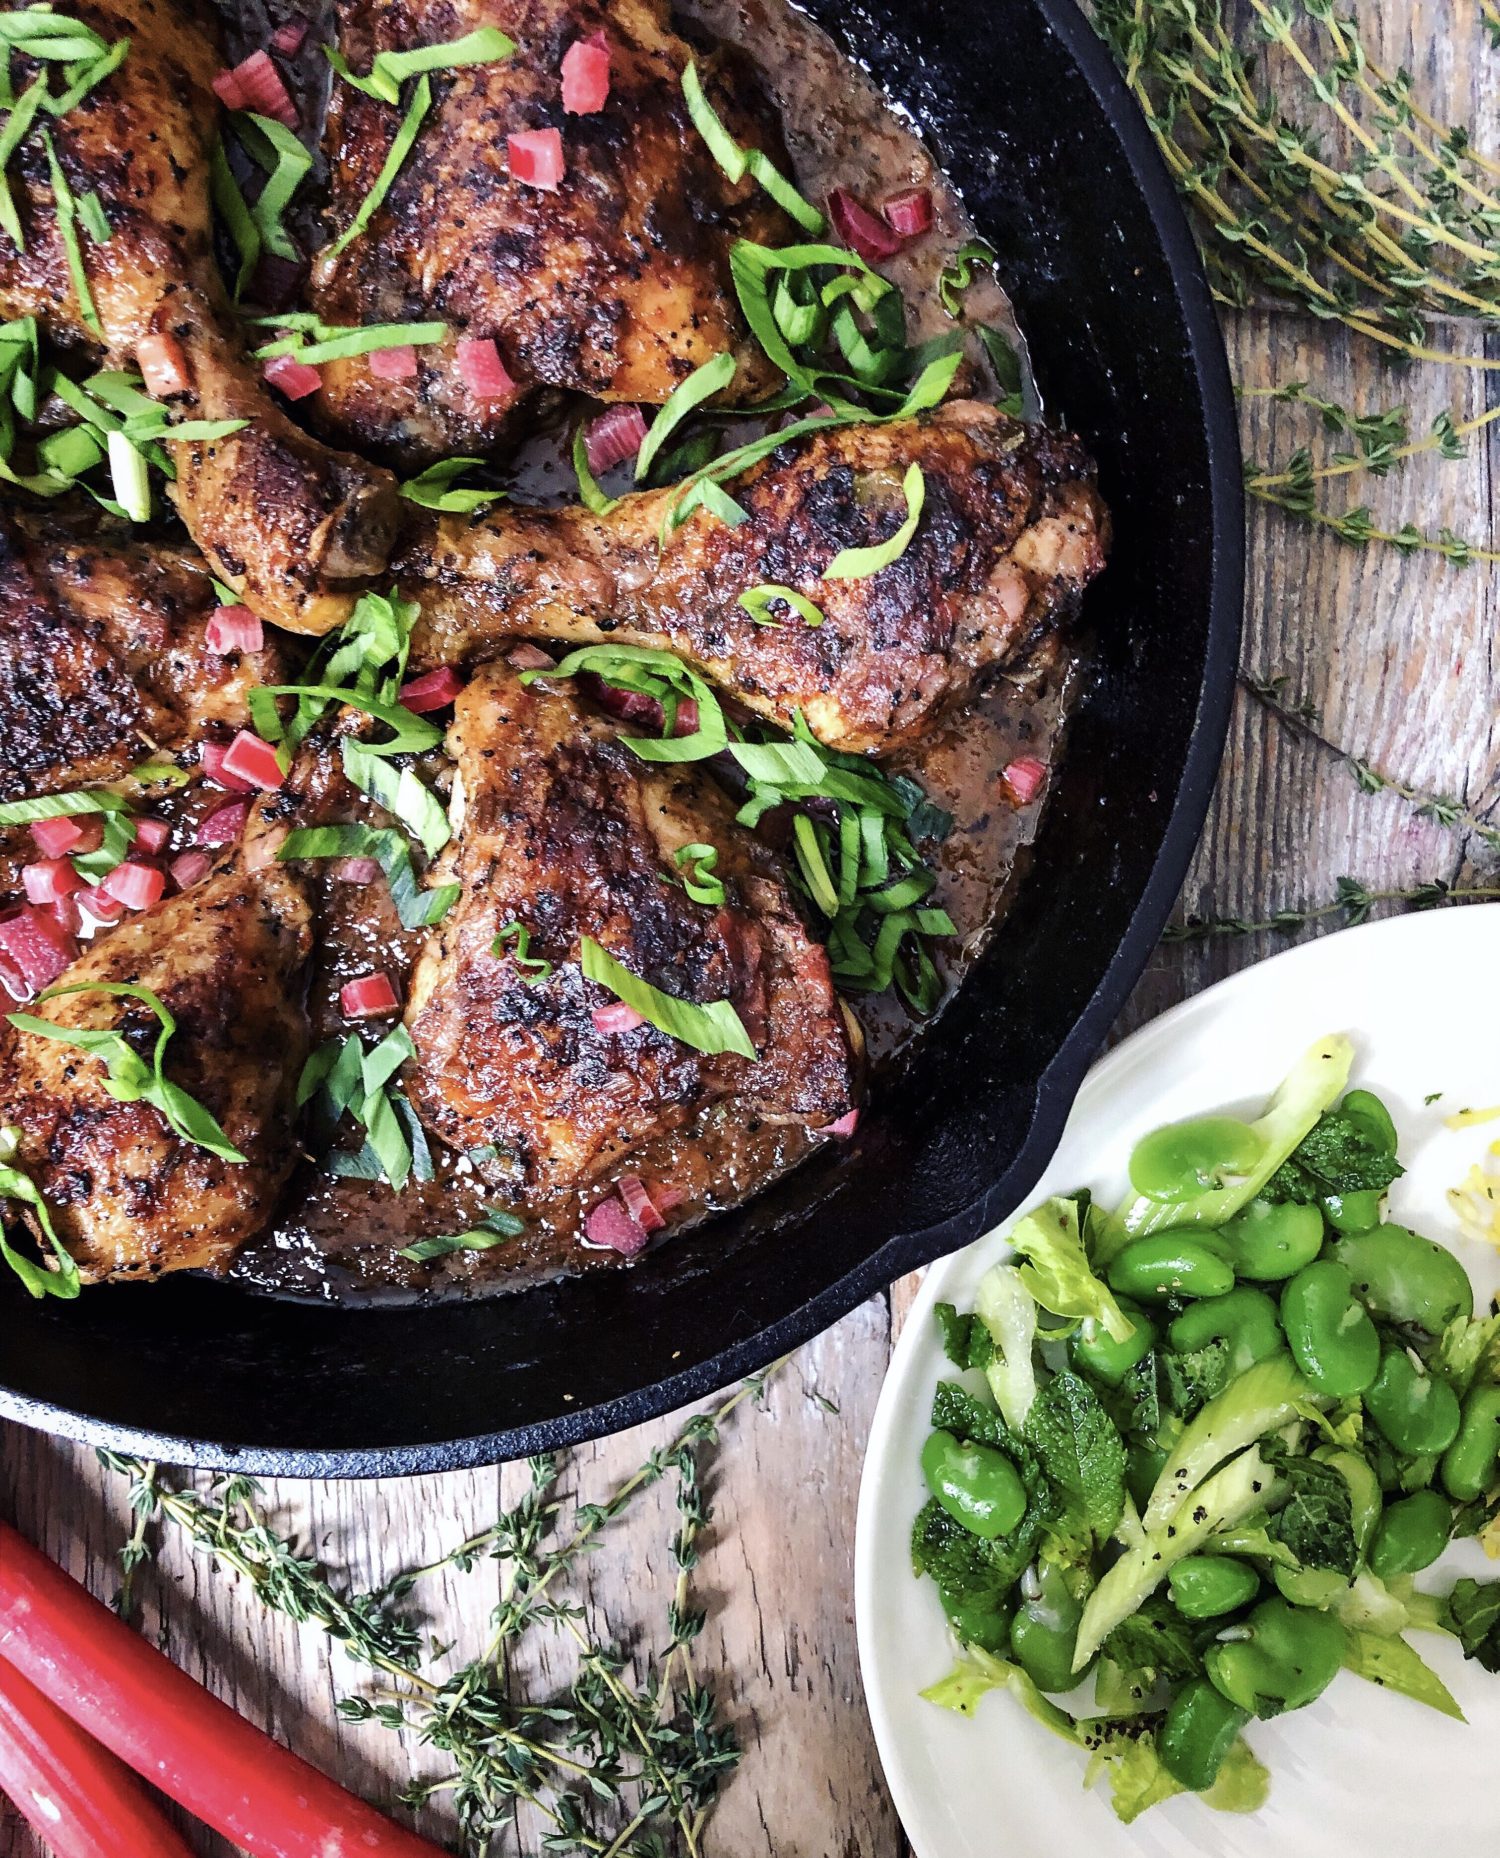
left=1160, top=1678, right=1250, bottom=1792
left=1206, top=1597, right=1345, bottom=1718
left=1218, top=1198, right=1325, bottom=1281
left=1169, top=1287, right=1284, bottom=1376
left=1341, top=1088, right=1399, bottom=1155
left=1128, top=1115, right=1265, bottom=1203
left=1321, top=1189, right=1384, bottom=1235
left=1280, top=1260, right=1380, bottom=1396
left=1168, top=1555, right=1260, bottom=1620
left=1441, top=1385, right=1500, bottom=1502
left=1365, top=1351, right=1462, bottom=1456
left=1107, top=1236, right=1235, bottom=1303
left=1368, top=1488, right=1452, bottom=1578
left=1333, top=1225, right=1474, bottom=1334
left=1009, top=1565, right=1087, bottom=1693
left=941, top=1588, right=1014, bottom=1654
left=921, top=1430, right=1027, bottom=1539
left=1069, top=1298, right=1155, bottom=1385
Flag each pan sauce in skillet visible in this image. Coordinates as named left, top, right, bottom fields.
left=214, top=0, right=1087, bottom=1302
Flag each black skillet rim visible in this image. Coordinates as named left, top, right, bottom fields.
left=0, top=0, right=1243, bottom=1476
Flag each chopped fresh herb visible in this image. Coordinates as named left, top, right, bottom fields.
left=680, top=60, right=823, bottom=234
left=76, top=188, right=109, bottom=242
left=824, top=462, right=925, bottom=580
left=738, top=583, right=825, bottom=628
left=301, top=1030, right=422, bottom=1190
left=634, top=351, right=737, bottom=482
left=976, top=325, right=1024, bottom=416
left=0, top=788, right=133, bottom=828
left=326, top=73, right=432, bottom=260
left=674, top=843, right=726, bottom=906
left=0, top=1123, right=78, bottom=1300
left=41, top=129, right=99, bottom=334
left=937, top=238, right=998, bottom=317
left=7, top=982, right=246, bottom=1163
left=571, top=424, right=619, bottom=515
left=399, top=1211, right=524, bottom=1263
left=254, top=316, right=447, bottom=367
left=324, top=27, right=514, bottom=107
left=580, top=935, right=755, bottom=1061
left=233, top=111, right=314, bottom=264
left=399, top=455, right=505, bottom=513
left=491, top=920, right=552, bottom=982
left=525, top=644, right=729, bottom=764
left=277, top=823, right=459, bottom=930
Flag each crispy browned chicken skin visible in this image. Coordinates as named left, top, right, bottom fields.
left=0, top=0, right=399, bottom=633
left=0, top=847, right=312, bottom=1282
left=0, top=512, right=284, bottom=802
left=309, top=0, right=790, bottom=468
left=404, top=663, right=856, bottom=1203
left=401, top=401, right=1108, bottom=753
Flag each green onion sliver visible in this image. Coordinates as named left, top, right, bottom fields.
left=580, top=936, right=755, bottom=1060
left=571, top=424, right=619, bottom=515
left=491, top=920, right=552, bottom=982
left=792, top=814, right=839, bottom=916
left=400, top=455, right=505, bottom=513
left=255, top=319, right=447, bottom=367
left=635, top=350, right=736, bottom=482
left=234, top=112, right=314, bottom=262
left=41, top=130, right=99, bottom=334
left=824, top=462, right=925, bottom=580
left=680, top=60, right=823, bottom=234
left=674, top=843, right=726, bottom=906
left=399, top=1217, right=522, bottom=1263
left=326, top=74, right=432, bottom=259
left=325, top=27, right=515, bottom=106
left=737, top=583, right=825, bottom=628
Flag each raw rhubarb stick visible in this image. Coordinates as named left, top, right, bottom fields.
left=0, top=1522, right=447, bottom=1858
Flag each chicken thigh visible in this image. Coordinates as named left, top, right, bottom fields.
left=308, top=0, right=791, bottom=467
left=0, top=510, right=284, bottom=802
left=0, top=843, right=312, bottom=1281
left=0, top=0, right=400, bottom=632
left=404, top=662, right=856, bottom=1206
left=402, top=401, right=1108, bottom=754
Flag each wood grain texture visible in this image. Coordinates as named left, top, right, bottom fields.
left=6, top=3, right=1500, bottom=1854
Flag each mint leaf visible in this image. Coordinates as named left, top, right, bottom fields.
left=1024, top=1369, right=1126, bottom=1542
left=1266, top=1446, right=1357, bottom=1575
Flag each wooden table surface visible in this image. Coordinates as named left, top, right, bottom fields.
left=5, top=5, right=1499, bottom=1855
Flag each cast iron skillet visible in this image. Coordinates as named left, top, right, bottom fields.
left=0, top=0, right=1242, bottom=1475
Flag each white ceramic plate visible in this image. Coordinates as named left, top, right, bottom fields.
left=855, top=905, right=1500, bottom=1858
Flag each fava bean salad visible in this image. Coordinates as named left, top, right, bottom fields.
left=912, top=1036, right=1500, bottom=1821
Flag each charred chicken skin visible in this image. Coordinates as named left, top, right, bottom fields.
left=0, top=0, right=400, bottom=633
left=0, top=512, right=284, bottom=802
left=0, top=839, right=312, bottom=1282
left=403, top=663, right=856, bottom=1203
left=402, top=402, right=1108, bottom=754
left=310, top=0, right=790, bottom=468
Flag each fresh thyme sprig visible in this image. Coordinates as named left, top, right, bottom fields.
left=1089, top=0, right=1500, bottom=561
left=1240, top=671, right=1500, bottom=848
left=100, top=1364, right=782, bottom=1855
left=1168, top=875, right=1500, bottom=941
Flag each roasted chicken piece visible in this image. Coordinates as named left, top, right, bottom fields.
left=309, top=0, right=790, bottom=467
left=0, top=0, right=399, bottom=633
left=403, top=663, right=856, bottom=1205
left=0, top=837, right=312, bottom=1282
left=0, top=509, right=284, bottom=802
left=402, top=402, right=1108, bottom=754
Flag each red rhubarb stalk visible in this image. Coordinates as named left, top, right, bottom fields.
left=0, top=1656, right=198, bottom=1858
left=0, top=1521, right=449, bottom=1858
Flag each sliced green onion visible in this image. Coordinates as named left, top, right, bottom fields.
left=326, top=74, right=432, bottom=260
left=976, top=324, right=1025, bottom=416
left=0, top=12, right=107, bottom=60
left=8, top=982, right=246, bottom=1163
left=937, top=239, right=997, bottom=317
left=0, top=77, right=46, bottom=250
left=341, top=740, right=451, bottom=858
left=105, top=429, right=150, bottom=521
left=399, top=455, right=505, bottom=513
left=233, top=111, right=313, bottom=263
left=792, top=814, right=839, bottom=915
left=210, top=138, right=260, bottom=295
left=681, top=60, right=823, bottom=234
left=671, top=474, right=748, bottom=532
left=730, top=739, right=826, bottom=784
left=362, top=1024, right=415, bottom=1097
left=737, top=583, right=825, bottom=628
left=0, top=786, right=134, bottom=828
left=634, top=350, right=736, bottom=482
left=41, top=129, right=99, bottom=334
left=529, top=644, right=730, bottom=764
left=255, top=319, right=447, bottom=366
left=491, top=920, right=552, bottom=982
left=278, top=823, right=459, bottom=929
left=0, top=1124, right=78, bottom=1301
left=41, top=33, right=129, bottom=116
left=580, top=936, right=755, bottom=1061
left=399, top=1213, right=523, bottom=1263
left=674, top=842, right=726, bottom=906
left=76, top=188, right=110, bottom=242
left=325, top=27, right=514, bottom=107
left=824, top=462, right=925, bottom=580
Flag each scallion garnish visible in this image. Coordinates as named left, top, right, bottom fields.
left=491, top=921, right=552, bottom=982
left=737, top=583, right=825, bottom=628
left=234, top=110, right=313, bottom=264
left=0, top=79, right=45, bottom=250
left=210, top=137, right=260, bottom=295
left=253, top=317, right=447, bottom=367
left=572, top=424, right=619, bottom=515
left=398, top=1212, right=523, bottom=1263
left=824, top=462, right=925, bottom=580
left=937, top=238, right=998, bottom=317
left=399, top=455, right=505, bottom=513
left=41, top=128, right=99, bottom=334
left=674, top=843, right=726, bottom=906
left=327, top=72, right=431, bottom=260
left=300, top=1027, right=422, bottom=1190
left=634, top=350, right=736, bottom=482
left=7, top=982, right=247, bottom=1163
left=76, top=187, right=109, bottom=242
left=278, top=823, right=459, bottom=929
left=523, top=644, right=729, bottom=764
left=324, top=27, right=515, bottom=106
left=580, top=936, right=755, bottom=1061
left=0, top=1122, right=77, bottom=1300
left=680, top=59, right=823, bottom=234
